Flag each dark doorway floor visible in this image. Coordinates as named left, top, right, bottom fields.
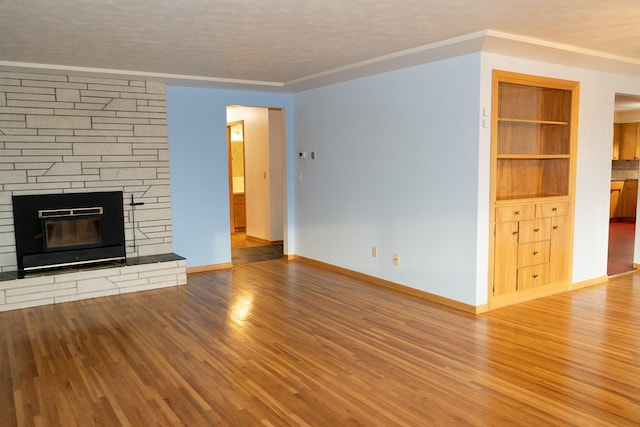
left=608, top=219, right=635, bottom=276
left=232, top=244, right=284, bottom=265
left=231, top=232, right=283, bottom=265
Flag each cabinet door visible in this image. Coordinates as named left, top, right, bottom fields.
left=613, top=123, right=621, bottom=160
left=233, top=194, right=246, bottom=229
left=610, top=181, right=624, bottom=218
left=549, top=215, right=571, bottom=283
left=610, top=188, right=621, bottom=218
left=493, top=222, right=519, bottom=296
left=619, top=181, right=638, bottom=219
left=234, top=206, right=246, bottom=229
left=619, top=123, right=639, bottom=160
left=629, top=181, right=638, bottom=219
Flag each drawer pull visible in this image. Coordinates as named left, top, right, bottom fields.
left=512, top=231, right=519, bottom=235
left=534, top=228, right=540, bottom=232
left=552, top=207, right=558, bottom=212
left=533, top=251, right=539, bottom=255
left=553, top=225, right=559, bottom=230
left=514, top=210, right=521, bottom=215
left=533, top=274, right=539, bottom=279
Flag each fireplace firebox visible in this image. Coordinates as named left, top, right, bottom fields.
left=12, top=191, right=126, bottom=272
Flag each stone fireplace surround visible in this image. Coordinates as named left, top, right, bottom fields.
left=0, top=69, right=186, bottom=312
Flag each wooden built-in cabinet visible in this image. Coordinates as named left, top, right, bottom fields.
left=493, top=201, right=570, bottom=297
left=233, top=193, right=246, bottom=230
left=490, top=71, right=579, bottom=309
left=619, top=180, right=638, bottom=219
left=610, top=181, right=624, bottom=218
left=614, top=123, right=640, bottom=160
left=610, top=180, right=638, bottom=219
left=613, top=123, right=620, bottom=160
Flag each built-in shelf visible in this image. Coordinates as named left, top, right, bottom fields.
left=498, top=118, right=569, bottom=125
left=489, top=70, right=579, bottom=310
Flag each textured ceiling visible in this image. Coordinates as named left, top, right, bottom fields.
left=0, top=0, right=639, bottom=90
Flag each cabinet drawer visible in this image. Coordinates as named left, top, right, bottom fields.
left=233, top=193, right=245, bottom=205
left=517, top=264, right=549, bottom=290
left=517, top=241, right=550, bottom=267
left=518, top=218, right=551, bottom=243
left=495, top=204, right=535, bottom=223
left=537, top=201, right=569, bottom=218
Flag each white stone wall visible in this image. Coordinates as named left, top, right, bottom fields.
left=0, top=69, right=174, bottom=271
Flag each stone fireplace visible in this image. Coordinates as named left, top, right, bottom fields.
left=0, top=68, right=186, bottom=312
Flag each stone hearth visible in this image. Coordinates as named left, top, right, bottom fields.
left=0, top=254, right=186, bottom=312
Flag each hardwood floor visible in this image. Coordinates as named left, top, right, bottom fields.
left=1, top=260, right=639, bottom=426
left=231, top=231, right=263, bottom=249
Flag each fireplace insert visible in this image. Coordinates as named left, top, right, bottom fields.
left=12, top=191, right=126, bottom=272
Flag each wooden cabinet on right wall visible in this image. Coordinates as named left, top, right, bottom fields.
left=615, top=123, right=640, bottom=160
left=489, top=70, right=579, bottom=310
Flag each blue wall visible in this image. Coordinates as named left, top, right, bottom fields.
left=166, top=87, right=292, bottom=267
left=292, top=54, right=483, bottom=304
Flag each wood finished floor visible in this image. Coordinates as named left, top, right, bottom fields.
left=1, top=260, right=639, bottom=426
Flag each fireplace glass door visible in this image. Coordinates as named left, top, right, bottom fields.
left=40, top=206, right=104, bottom=251
left=44, top=217, right=102, bottom=250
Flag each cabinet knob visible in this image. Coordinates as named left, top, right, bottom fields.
left=533, top=251, right=539, bottom=255
left=534, top=228, right=540, bottom=232
left=552, top=207, right=558, bottom=212
left=512, top=231, right=519, bottom=235
left=514, top=210, right=521, bottom=215
left=553, top=225, right=559, bottom=230
left=533, top=274, right=539, bottom=279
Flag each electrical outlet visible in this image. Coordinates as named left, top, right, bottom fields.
left=371, top=246, right=377, bottom=257
left=393, top=253, right=400, bottom=265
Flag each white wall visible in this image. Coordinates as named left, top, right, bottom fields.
left=293, top=53, right=483, bottom=305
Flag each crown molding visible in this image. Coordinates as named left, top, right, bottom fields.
left=1, top=30, right=639, bottom=93
left=283, top=30, right=487, bottom=92
left=481, top=30, right=640, bottom=76
left=0, top=60, right=284, bottom=91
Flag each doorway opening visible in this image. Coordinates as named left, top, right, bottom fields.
left=227, top=106, right=285, bottom=265
left=608, top=93, right=640, bottom=276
